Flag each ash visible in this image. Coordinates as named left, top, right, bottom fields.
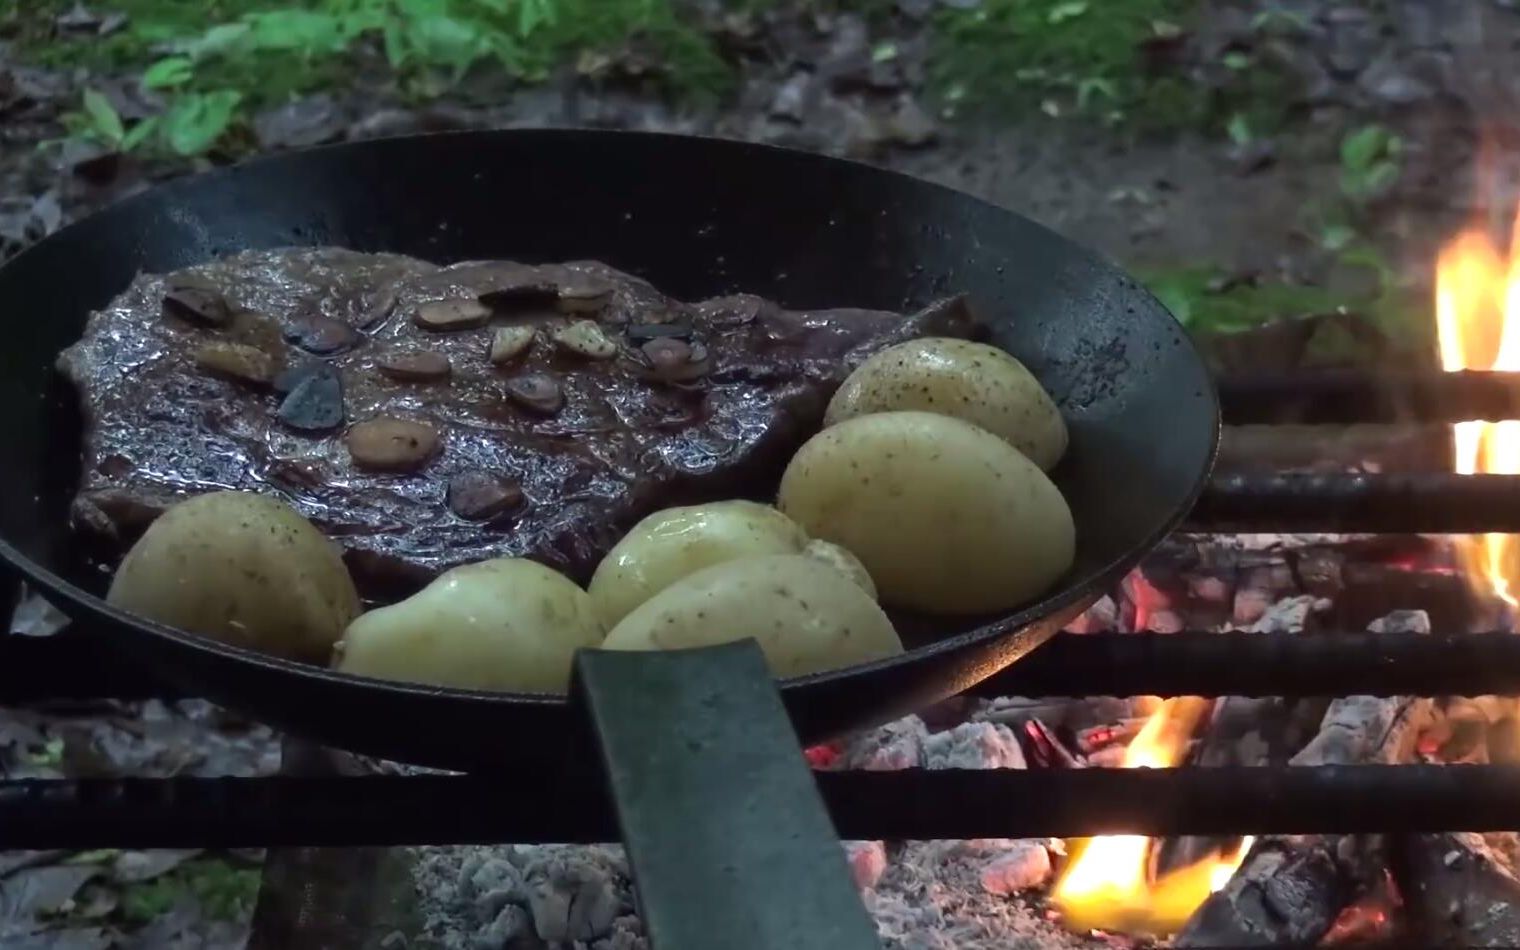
left=410, top=719, right=1081, bottom=950
left=413, top=844, right=644, bottom=950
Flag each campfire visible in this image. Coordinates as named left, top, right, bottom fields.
left=1437, top=206, right=1520, bottom=607
left=1051, top=696, right=1252, bottom=936
left=1015, top=202, right=1520, bottom=942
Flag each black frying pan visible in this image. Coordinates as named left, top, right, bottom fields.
left=0, top=131, right=1216, bottom=772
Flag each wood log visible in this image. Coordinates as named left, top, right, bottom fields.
left=1173, top=614, right=1433, bottom=947
left=1394, top=831, right=1520, bottom=948
left=1155, top=694, right=1325, bottom=875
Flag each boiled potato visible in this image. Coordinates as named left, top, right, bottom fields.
left=334, top=558, right=604, bottom=693
left=824, top=338, right=1068, bottom=470
left=602, top=554, right=902, bottom=677
left=778, top=411, right=1075, bottom=614
left=588, top=500, right=808, bottom=628
left=107, top=491, right=359, bottom=662
left=803, top=539, right=877, bottom=599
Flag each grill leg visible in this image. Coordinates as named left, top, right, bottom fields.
left=573, top=641, right=879, bottom=950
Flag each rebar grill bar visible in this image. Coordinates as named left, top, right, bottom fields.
left=971, top=632, right=1520, bottom=698
left=3, top=765, right=1519, bottom=849
left=1218, top=370, right=1520, bottom=425
left=1187, top=472, right=1520, bottom=533
left=11, top=629, right=1520, bottom=704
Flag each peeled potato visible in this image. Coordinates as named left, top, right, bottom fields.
left=825, top=337, right=1068, bottom=470
left=778, top=411, right=1075, bottom=614
left=803, top=539, right=877, bottom=599
left=602, top=554, right=902, bottom=677
left=588, top=500, right=808, bottom=628
left=334, top=558, right=604, bottom=693
left=107, top=491, right=359, bottom=662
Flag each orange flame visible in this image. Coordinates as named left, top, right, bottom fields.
left=1051, top=698, right=1253, bottom=936
left=1436, top=206, right=1520, bottom=606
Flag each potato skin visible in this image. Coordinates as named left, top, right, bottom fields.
left=107, top=491, right=360, bottom=662
left=824, top=337, right=1068, bottom=470
left=588, top=500, right=808, bottom=629
left=601, top=554, right=902, bottom=677
left=334, top=558, right=604, bottom=693
left=803, top=539, right=877, bottom=599
left=778, top=411, right=1075, bottom=614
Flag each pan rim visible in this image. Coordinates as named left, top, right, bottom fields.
left=0, top=127, right=1220, bottom=705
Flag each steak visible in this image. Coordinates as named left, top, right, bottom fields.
left=59, top=248, right=976, bottom=597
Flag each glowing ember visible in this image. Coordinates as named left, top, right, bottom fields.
left=1051, top=698, right=1253, bottom=936
left=1436, top=213, right=1520, bottom=606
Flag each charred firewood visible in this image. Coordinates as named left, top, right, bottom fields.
left=1394, top=831, right=1520, bottom=949
left=1155, top=693, right=1325, bottom=876
left=1174, top=612, right=1434, bottom=948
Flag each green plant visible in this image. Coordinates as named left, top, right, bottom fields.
left=927, top=0, right=1197, bottom=122
left=1339, top=123, right=1403, bottom=205
left=119, top=859, right=261, bottom=924
left=1141, top=246, right=1426, bottom=352
left=60, top=87, right=241, bottom=157
left=1250, top=5, right=1310, bottom=36
left=23, top=0, right=735, bottom=159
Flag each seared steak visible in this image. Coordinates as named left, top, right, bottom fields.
left=59, top=248, right=975, bottom=596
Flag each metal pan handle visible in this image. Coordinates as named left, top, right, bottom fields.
left=572, top=641, right=880, bottom=950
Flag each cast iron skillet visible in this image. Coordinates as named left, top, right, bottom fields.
left=0, top=130, right=1216, bottom=772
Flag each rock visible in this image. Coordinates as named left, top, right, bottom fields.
left=884, top=95, right=937, bottom=147
left=55, top=3, right=101, bottom=34
left=1319, top=5, right=1378, bottom=79
left=844, top=841, right=888, bottom=890
left=346, top=417, right=441, bottom=472
left=348, top=108, right=425, bottom=141
left=818, top=98, right=887, bottom=159
left=1228, top=140, right=1278, bottom=175
left=769, top=72, right=812, bottom=122
left=978, top=841, right=1052, bottom=894
left=60, top=138, right=121, bottom=184
left=819, top=14, right=882, bottom=92
left=820, top=13, right=870, bottom=68
left=254, top=95, right=344, bottom=150
left=1359, top=57, right=1435, bottom=106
